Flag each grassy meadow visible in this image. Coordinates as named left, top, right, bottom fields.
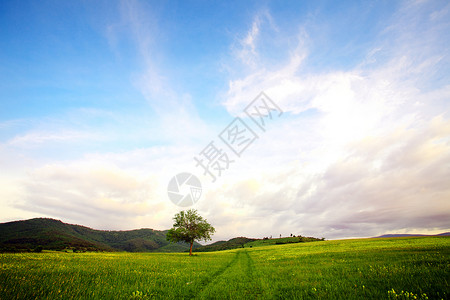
left=0, top=236, right=448, bottom=299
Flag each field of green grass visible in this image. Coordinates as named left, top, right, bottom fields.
left=1, top=236, right=448, bottom=299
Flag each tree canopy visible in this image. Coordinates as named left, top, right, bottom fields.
left=166, top=209, right=215, bottom=255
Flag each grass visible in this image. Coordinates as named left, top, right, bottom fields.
left=0, top=236, right=448, bottom=299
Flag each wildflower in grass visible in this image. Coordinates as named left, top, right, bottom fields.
left=388, top=288, right=429, bottom=299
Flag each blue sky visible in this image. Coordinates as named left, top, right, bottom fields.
left=1, top=0, right=449, bottom=241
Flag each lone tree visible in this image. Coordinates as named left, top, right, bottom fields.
left=166, top=209, right=215, bottom=256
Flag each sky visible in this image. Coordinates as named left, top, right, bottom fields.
left=1, top=0, right=449, bottom=242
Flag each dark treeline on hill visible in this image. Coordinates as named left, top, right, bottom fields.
left=0, top=218, right=199, bottom=253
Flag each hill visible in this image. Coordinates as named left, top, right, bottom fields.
left=194, top=237, right=258, bottom=252
left=0, top=218, right=199, bottom=253
left=244, top=236, right=325, bottom=248
left=195, top=235, right=325, bottom=252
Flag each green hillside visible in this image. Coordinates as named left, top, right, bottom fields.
left=0, top=236, right=448, bottom=299
left=195, top=237, right=258, bottom=252
left=0, top=218, right=198, bottom=253
left=196, top=235, right=325, bottom=252
left=244, top=235, right=324, bottom=248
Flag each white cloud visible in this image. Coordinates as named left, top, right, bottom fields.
left=200, top=115, right=450, bottom=240
left=231, top=10, right=279, bottom=69
left=7, top=130, right=99, bottom=147
left=13, top=157, right=175, bottom=230
left=206, top=2, right=450, bottom=240
left=234, top=16, right=260, bottom=68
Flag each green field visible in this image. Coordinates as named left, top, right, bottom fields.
left=1, top=236, right=448, bottom=299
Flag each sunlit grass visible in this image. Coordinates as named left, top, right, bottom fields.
left=0, top=236, right=448, bottom=299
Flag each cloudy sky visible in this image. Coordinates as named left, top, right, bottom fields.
left=1, top=0, right=449, bottom=242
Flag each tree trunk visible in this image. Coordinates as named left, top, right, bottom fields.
left=189, top=241, right=193, bottom=256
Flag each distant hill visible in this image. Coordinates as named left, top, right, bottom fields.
left=195, top=237, right=258, bottom=252
left=244, top=236, right=325, bottom=248
left=0, top=218, right=199, bottom=253
left=195, top=236, right=325, bottom=252
left=375, top=232, right=450, bottom=238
